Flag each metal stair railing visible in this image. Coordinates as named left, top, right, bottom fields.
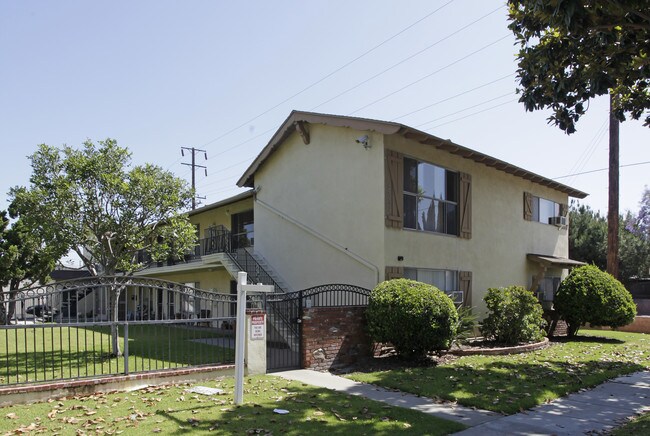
left=222, top=242, right=301, bottom=348
left=227, top=248, right=286, bottom=294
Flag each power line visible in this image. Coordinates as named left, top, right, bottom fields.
left=202, top=85, right=519, bottom=194
left=347, top=34, right=511, bottom=115
left=390, top=73, right=514, bottom=121
left=565, top=119, right=608, bottom=186
left=167, top=5, right=509, bottom=177
left=422, top=98, right=517, bottom=130
left=311, top=5, right=505, bottom=112
left=197, top=0, right=457, bottom=150
left=195, top=154, right=258, bottom=189
left=553, top=161, right=650, bottom=180
left=199, top=34, right=513, bottom=177
left=414, top=92, right=513, bottom=128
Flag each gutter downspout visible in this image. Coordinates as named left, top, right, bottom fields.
left=255, top=197, right=381, bottom=284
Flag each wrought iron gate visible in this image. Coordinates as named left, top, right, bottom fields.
left=265, top=292, right=302, bottom=372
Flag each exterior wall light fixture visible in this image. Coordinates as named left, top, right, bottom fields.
left=355, top=135, right=371, bottom=149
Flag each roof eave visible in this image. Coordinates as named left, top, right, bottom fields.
left=237, top=111, right=588, bottom=199
left=237, top=111, right=403, bottom=188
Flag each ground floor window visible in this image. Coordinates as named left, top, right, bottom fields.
left=404, top=268, right=462, bottom=304
left=534, top=276, right=561, bottom=303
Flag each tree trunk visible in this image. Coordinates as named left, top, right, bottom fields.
left=109, top=280, right=122, bottom=357
left=607, top=94, right=620, bottom=278
left=0, top=293, right=6, bottom=325
left=6, top=279, right=19, bottom=325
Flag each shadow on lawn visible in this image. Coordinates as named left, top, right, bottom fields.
left=551, top=335, right=625, bottom=344
left=350, top=334, right=646, bottom=414
left=155, top=387, right=461, bottom=436
left=358, top=358, right=646, bottom=414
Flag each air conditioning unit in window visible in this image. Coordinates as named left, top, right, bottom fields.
left=549, top=216, right=567, bottom=226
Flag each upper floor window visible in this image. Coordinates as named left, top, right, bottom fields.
left=524, top=192, right=567, bottom=225
left=403, top=157, right=458, bottom=235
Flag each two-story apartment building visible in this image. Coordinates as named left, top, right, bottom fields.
left=136, top=111, right=587, bottom=315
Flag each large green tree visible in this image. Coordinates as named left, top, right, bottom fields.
left=568, top=203, right=607, bottom=269
left=569, top=200, right=650, bottom=286
left=0, top=216, right=67, bottom=324
left=621, top=187, right=650, bottom=281
left=508, top=0, right=650, bottom=278
left=10, top=139, right=197, bottom=354
left=508, top=0, right=649, bottom=132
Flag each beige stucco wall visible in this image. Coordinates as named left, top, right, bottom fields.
left=384, top=134, right=570, bottom=315
left=253, top=124, right=386, bottom=290
left=140, top=268, right=233, bottom=292
left=253, top=125, right=572, bottom=313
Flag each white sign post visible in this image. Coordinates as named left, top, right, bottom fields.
left=234, top=271, right=274, bottom=405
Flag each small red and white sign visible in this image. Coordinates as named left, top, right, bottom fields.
left=250, top=314, right=265, bottom=340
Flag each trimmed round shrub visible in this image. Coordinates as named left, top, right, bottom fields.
left=366, top=279, right=458, bottom=360
left=554, top=265, right=636, bottom=337
left=480, top=286, right=546, bottom=345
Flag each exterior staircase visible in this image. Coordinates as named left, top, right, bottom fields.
left=225, top=248, right=292, bottom=293
left=224, top=248, right=299, bottom=354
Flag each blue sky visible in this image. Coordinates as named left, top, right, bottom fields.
left=1, top=0, right=648, bottom=216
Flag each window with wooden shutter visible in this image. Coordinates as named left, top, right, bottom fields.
left=459, top=172, right=472, bottom=239
left=459, top=271, right=472, bottom=307
left=523, top=192, right=533, bottom=221
left=385, top=266, right=403, bottom=280
left=385, top=150, right=404, bottom=228
left=559, top=203, right=568, bottom=217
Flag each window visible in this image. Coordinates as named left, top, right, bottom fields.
left=404, top=268, right=462, bottom=303
left=403, top=157, right=458, bottom=235
left=231, top=210, right=254, bottom=249
left=531, top=195, right=560, bottom=224
left=534, top=276, right=561, bottom=303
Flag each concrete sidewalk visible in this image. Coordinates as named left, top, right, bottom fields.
left=457, top=371, right=650, bottom=435
left=275, top=369, right=650, bottom=435
left=275, top=369, right=500, bottom=427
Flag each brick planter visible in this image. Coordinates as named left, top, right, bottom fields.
left=447, top=337, right=550, bottom=356
left=301, top=307, right=371, bottom=371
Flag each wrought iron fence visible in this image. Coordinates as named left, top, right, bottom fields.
left=0, top=277, right=238, bottom=387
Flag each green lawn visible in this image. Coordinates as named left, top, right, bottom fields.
left=611, top=411, right=650, bottom=435
left=0, top=376, right=465, bottom=435
left=0, top=324, right=234, bottom=385
left=348, top=330, right=650, bottom=414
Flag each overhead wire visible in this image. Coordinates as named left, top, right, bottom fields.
left=195, top=0, right=457, bottom=151
left=422, top=99, right=517, bottom=130
left=176, top=4, right=514, bottom=203
left=390, top=73, right=515, bottom=121
left=414, top=92, right=514, bottom=129
left=346, top=34, right=512, bottom=115
left=194, top=9, right=512, bottom=192
left=310, top=5, right=505, bottom=112
left=565, top=119, right=608, bottom=186
left=553, top=161, right=650, bottom=180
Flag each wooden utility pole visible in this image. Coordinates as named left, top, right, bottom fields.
left=181, top=147, right=208, bottom=210
left=606, top=94, right=620, bottom=278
